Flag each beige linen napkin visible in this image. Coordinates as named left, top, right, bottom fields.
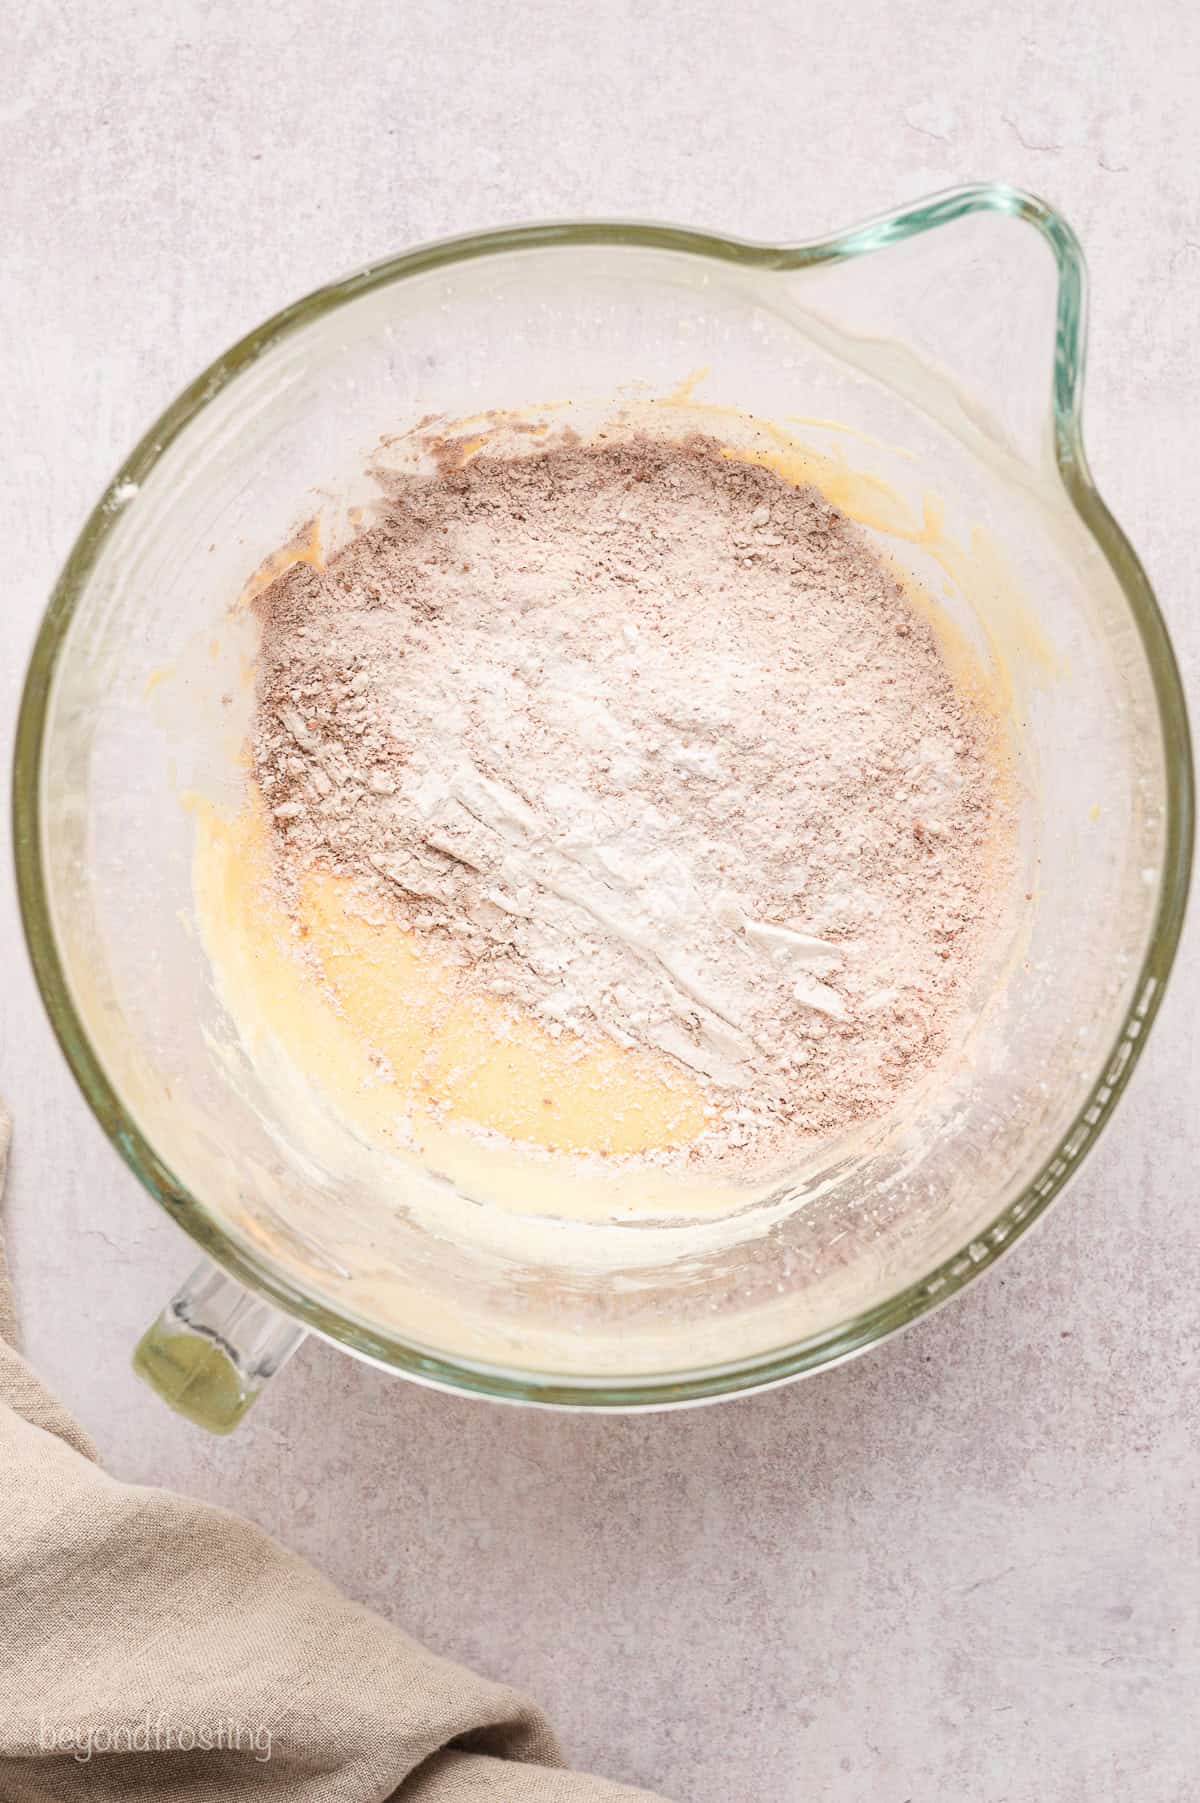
left=0, top=1108, right=666, bottom=1802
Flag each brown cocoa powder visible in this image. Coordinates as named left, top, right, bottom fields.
left=251, top=434, right=1006, bottom=1165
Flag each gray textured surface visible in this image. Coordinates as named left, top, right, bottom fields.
left=2, top=3, right=1198, bottom=1798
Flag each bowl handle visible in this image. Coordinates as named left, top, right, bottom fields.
left=132, top=1258, right=306, bottom=1433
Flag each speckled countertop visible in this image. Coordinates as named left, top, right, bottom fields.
left=2, top=5, right=1197, bottom=1798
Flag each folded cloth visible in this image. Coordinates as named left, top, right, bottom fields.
left=0, top=1108, right=665, bottom=1801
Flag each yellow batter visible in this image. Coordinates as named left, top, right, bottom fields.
left=187, top=402, right=1034, bottom=1230
left=194, top=788, right=707, bottom=1162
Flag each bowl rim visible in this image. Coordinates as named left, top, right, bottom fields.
left=12, top=182, right=1194, bottom=1406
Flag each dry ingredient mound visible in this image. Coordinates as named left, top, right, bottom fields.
left=251, top=433, right=1004, bottom=1165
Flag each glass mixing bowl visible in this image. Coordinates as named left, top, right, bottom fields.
left=13, top=185, right=1192, bottom=1431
